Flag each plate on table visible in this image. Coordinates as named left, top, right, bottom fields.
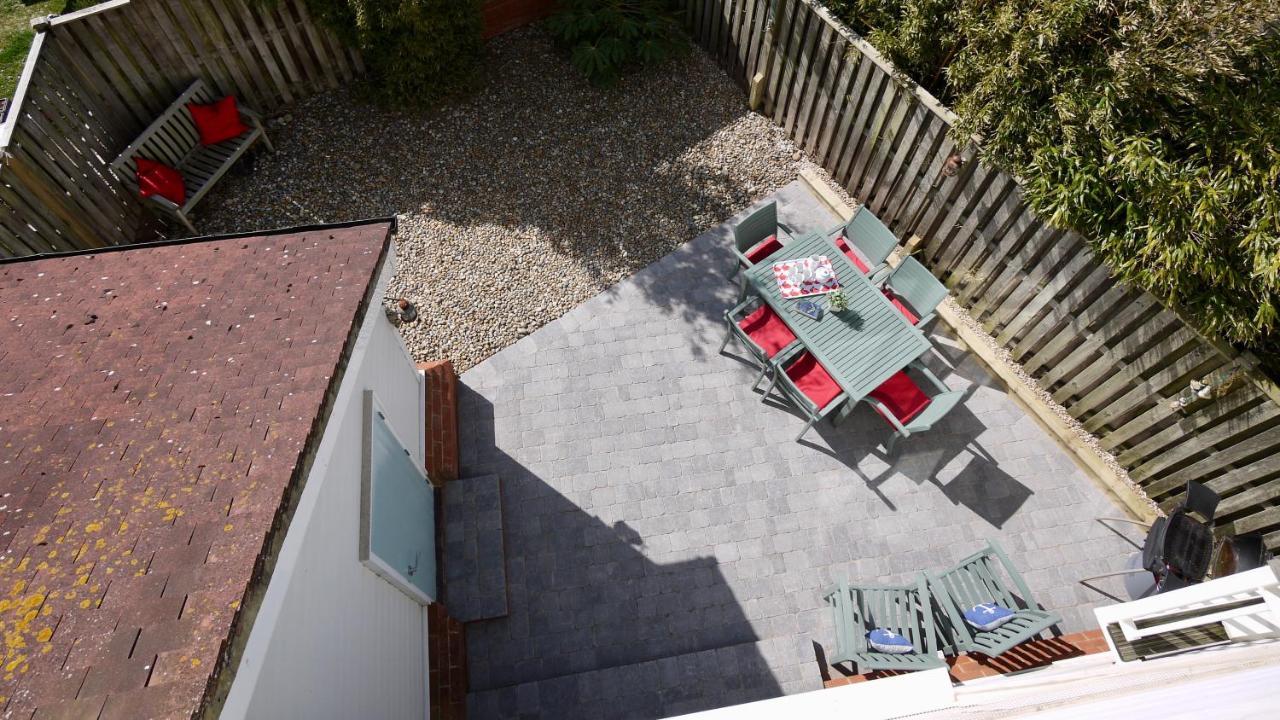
left=773, top=256, right=839, bottom=299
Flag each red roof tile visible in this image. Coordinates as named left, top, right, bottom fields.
left=0, top=222, right=392, bottom=717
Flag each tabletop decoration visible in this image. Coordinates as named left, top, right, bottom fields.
left=773, top=255, right=840, bottom=298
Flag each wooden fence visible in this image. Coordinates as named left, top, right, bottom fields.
left=681, top=0, right=1280, bottom=548
left=0, top=0, right=359, bottom=257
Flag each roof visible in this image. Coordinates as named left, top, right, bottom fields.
left=0, top=221, right=393, bottom=718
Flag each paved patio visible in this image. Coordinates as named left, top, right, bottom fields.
left=454, top=181, right=1139, bottom=718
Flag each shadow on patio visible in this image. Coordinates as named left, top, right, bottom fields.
left=458, top=391, right=785, bottom=719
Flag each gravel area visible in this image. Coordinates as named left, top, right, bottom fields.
left=196, top=27, right=812, bottom=372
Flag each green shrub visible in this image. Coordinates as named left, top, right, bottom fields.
left=547, top=0, right=687, bottom=85
left=824, top=0, right=1280, bottom=354
left=296, top=0, right=483, bottom=105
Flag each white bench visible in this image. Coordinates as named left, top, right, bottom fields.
left=110, top=79, right=272, bottom=234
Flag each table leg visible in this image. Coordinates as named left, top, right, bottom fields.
left=833, top=399, right=857, bottom=426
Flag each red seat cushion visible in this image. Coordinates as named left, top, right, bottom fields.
left=737, top=305, right=796, bottom=358
left=135, top=157, right=186, bottom=206
left=187, top=96, right=250, bottom=145
left=785, top=352, right=842, bottom=410
left=744, top=234, right=782, bottom=264
left=835, top=236, right=871, bottom=274
left=882, top=289, right=920, bottom=325
left=869, top=371, right=931, bottom=425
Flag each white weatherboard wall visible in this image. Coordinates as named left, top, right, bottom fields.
left=221, top=253, right=433, bottom=719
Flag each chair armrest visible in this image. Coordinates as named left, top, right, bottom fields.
left=777, top=220, right=796, bottom=242
left=823, top=220, right=846, bottom=237
left=732, top=246, right=754, bottom=268
left=771, top=341, right=807, bottom=367
left=865, top=398, right=909, bottom=435
left=725, top=295, right=764, bottom=321
left=915, top=311, right=937, bottom=329
left=146, top=195, right=182, bottom=213
left=238, top=105, right=264, bottom=122
left=910, top=360, right=950, bottom=394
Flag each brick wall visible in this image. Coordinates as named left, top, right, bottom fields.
left=419, top=361, right=459, bottom=486
left=823, top=630, right=1111, bottom=688
left=421, top=360, right=465, bottom=717
left=428, top=603, right=467, bottom=719
left=483, top=0, right=557, bottom=38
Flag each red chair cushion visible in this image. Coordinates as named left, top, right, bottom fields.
left=835, top=235, right=871, bottom=274
left=882, top=289, right=920, bottom=325
left=135, top=157, right=186, bottom=206
left=737, top=305, right=796, bottom=358
left=186, top=96, right=249, bottom=145
left=785, top=352, right=842, bottom=410
left=869, top=371, right=931, bottom=425
left=744, top=234, right=782, bottom=264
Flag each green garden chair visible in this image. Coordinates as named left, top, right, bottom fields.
left=879, top=256, right=948, bottom=329
left=761, top=345, right=848, bottom=442
left=730, top=201, right=795, bottom=278
left=718, top=294, right=800, bottom=391
left=927, top=540, right=1062, bottom=657
left=863, top=359, right=966, bottom=452
left=823, top=575, right=944, bottom=673
left=825, top=205, right=898, bottom=279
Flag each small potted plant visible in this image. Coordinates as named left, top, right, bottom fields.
left=827, top=289, right=848, bottom=312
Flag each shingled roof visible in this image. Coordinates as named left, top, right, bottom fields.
left=0, top=221, right=394, bottom=718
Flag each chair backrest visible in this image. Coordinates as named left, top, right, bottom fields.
left=734, top=201, right=778, bottom=254
left=887, top=256, right=948, bottom=316
left=906, top=388, right=965, bottom=432
left=109, top=80, right=214, bottom=191
left=845, top=206, right=898, bottom=267
left=1183, top=480, right=1220, bottom=523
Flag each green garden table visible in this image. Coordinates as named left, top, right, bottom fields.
left=744, top=231, right=931, bottom=417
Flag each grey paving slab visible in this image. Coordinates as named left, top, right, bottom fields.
left=443, top=474, right=509, bottom=622
left=455, top=180, right=1141, bottom=718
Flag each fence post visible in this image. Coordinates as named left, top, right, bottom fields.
left=749, top=0, right=781, bottom=110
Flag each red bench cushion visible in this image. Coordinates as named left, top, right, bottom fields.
left=835, top=236, right=871, bottom=274
left=744, top=234, right=782, bottom=264
left=737, top=305, right=795, bottom=358
left=187, top=95, right=249, bottom=146
left=785, top=352, right=842, bottom=410
left=135, top=157, right=185, bottom=206
left=869, top=371, right=930, bottom=425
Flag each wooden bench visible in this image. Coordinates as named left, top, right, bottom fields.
left=110, top=79, right=272, bottom=234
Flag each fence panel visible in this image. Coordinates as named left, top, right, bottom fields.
left=677, top=0, right=1280, bottom=549
left=0, top=0, right=359, bottom=257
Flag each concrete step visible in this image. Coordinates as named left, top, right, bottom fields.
left=468, top=636, right=818, bottom=720
left=441, top=474, right=508, bottom=622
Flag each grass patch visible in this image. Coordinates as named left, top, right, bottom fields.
left=0, top=0, right=67, bottom=100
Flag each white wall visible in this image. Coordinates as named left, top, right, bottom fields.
left=221, top=253, right=433, bottom=719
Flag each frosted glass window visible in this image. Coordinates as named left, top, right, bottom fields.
left=360, top=391, right=436, bottom=603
